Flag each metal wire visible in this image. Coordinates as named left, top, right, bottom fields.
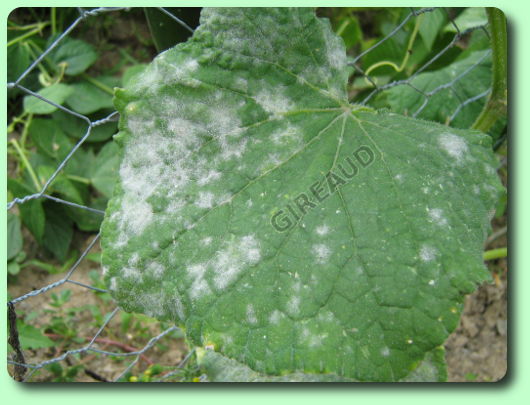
left=6, top=7, right=494, bottom=382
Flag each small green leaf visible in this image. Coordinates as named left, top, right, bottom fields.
left=7, top=261, right=21, bottom=276
left=144, top=7, right=200, bottom=53
left=90, top=142, right=120, bottom=197
left=50, top=37, right=98, bottom=75
left=23, top=83, right=74, bottom=114
left=418, top=9, right=447, bottom=51
left=444, top=7, right=488, bottom=33
left=28, top=118, right=72, bottom=161
left=43, top=202, right=73, bottom=261
left=7, top=42, right=31, bottom=83
left=37, top=165, right=86, bottom=205
left=16, top=321, right=55, bottom=350
left=65, top=79, right=115, bottom=115
left=53, top=109, right=118, bottom=143
left=7, top=212, right=23, bottom=261
left=7, top=178, right=46, bottom=243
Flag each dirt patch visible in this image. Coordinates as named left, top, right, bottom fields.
left=445, top=273, right=507, bottom=382
left=8, top=236, right=188, bottom=382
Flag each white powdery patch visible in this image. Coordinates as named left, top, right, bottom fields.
left=116, top=117, right=203, bottom=237
left=323, top=28, right=347, bottom=70
left=287, top=295, right=300, bottom=315
left=270, top=124, right=302, bottom=145
left=269, top=309, right=283, bottom=325
left=380, top=347, right=390, bottom=357
left=187, top=263, right=211, bottom=301
left=119, top=198, right=154, bottom=238
left=109, top=277, right=118, bottom=291
left=212, top=235, right=261, bottom=290
left=316, top=224, right=330, bottom=236
left=201, top=237, right=213, bottom=246
left=438, top=133, right=468, bottom=164
left=300, top=327, right=328, bottom=348
left=246, top=304, right=258, bottom=325
left=148, top=261, right=165, bottom=278
left=195, top=191, right=215, bottom=209
left=419, top=245, right=438, bottom=263
left=197, top=170, right=222, bottom=186
left=122, top=266, right=141, bottom=281
left=312, top=243, right=331, bottom=264
left=172, top=293, right=185, bottom=320
left=254, top=87, right=293, bottom=116
left=427, top=207, right=448, bottom=227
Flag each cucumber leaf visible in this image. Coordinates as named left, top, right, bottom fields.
left=101, top=8, right=502, bottom=382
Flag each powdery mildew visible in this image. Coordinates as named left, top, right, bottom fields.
left=438, top=133, right=468, bottom=164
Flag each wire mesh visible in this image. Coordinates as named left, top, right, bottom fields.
left=6, top=7, right=496, bottom=382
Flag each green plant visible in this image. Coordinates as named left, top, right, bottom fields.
left=100, top=8, right=505, bottom=382
left=7, top=8, right=140, bottom=265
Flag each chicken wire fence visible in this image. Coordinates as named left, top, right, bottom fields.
left=6, top=7, right=494, bottom=382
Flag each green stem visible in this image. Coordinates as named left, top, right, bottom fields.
left=10, top=139, right=41, bottom=192
left=364, top=15, right=421, bottom=81
left=65, top=174, right=91, bottom=185
left=472, top=8, right=507, bottom=133
left=51, top=7, right=57, bottom=36
left=20, top=113, right=33, bottom=148
left=6, top=22, right=49, bottom=47
left=81, top=73, right=115, bottom=95
left=119, top=48, right=141, bottom=65
left=483, top=247, right=507, bottom=261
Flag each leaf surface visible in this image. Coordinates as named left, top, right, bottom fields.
left=101, top=8, right=502, bottom=381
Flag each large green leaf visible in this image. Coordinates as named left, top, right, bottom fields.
left=101, top=8, right=502, bottom=382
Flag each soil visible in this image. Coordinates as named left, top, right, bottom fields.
left=7, top=236, right=188, bottom=382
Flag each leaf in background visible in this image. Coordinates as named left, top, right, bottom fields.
left=28, top=118, right=73, bottom=161
left=53, top=109, right=118, bottom=143
left=43, top=202, right=74, bottom=261
left=66, top=196, right=107, bottom=232
left=372, top=50, right=491, bottom=129
left=7, top=42, right=31, bottom=83
left=7, top=261, right=21, bottom=276
left=37, top=165, right=86, bottom=205
left=101, top=8, right=502, bottom=381
left=64, top=147, right=95, bottom=178
left=16, top=321, right=55, bottom=350
left=7, top=178, right=46, bottom=244
left=444, top=7, right=487, bottom=33
left=7, top=212, right=23, bottom=261
left=23, top=83, right=74, bottom=114
left=65, top=77, right=117, bottom=115
left=144, top=7, right=201, bottom=53
left=49, top=37, right=98, bottom=75
left=418, top=8, right=447, bottom=51
left=332, top=11, right=362, bottom=50
left=359, top=9, right=430, bottom=77
left=90, top=142, right=120, bottom=198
